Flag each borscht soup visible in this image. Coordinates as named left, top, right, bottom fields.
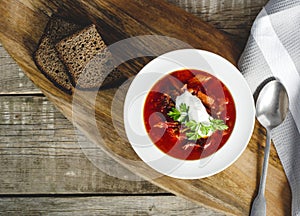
left=143, top=69, right=236, bottom=160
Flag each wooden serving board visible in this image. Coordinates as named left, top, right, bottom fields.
left=0, top=0, right=291, bottom=215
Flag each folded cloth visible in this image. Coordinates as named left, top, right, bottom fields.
left=238, top=0, right=300, bottom=215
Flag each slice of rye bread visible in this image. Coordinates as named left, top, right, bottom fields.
left=34, top=16, right=83, bottom=94
left=55, top=24, right=124, bottom=89
left=81, top=54, right=125, bottom=90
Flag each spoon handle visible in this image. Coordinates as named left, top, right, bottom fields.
left=250, top=129, right=271, bottom=216
left=259, top=129, right=271, bottom=194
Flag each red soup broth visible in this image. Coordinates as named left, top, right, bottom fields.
left=143, top=69, right=236, bottom=160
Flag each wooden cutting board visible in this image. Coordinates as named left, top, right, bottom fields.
left=0, top=0, right=291, bottom=215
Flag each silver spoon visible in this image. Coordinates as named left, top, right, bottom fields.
left=250, top=80, right=289, bottom=216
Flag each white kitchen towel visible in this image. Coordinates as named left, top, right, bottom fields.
left=238, top=0, right=300, bottom=215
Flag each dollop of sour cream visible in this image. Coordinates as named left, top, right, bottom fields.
left=175, top=90, right=213, bottom=137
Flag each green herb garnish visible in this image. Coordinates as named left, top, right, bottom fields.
left=167, top=103, right=228, bottom=140
left=167, top=103, right=189, bottom=122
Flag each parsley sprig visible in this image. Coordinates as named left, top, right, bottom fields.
left=167, top=103, right=228, bottom=140
left=167, top=103, right=189, bottom=122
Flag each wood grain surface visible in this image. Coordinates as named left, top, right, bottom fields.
left=0, top=95, right=167, bottom=195
left=0, top=0, right=291, bottom=215
left=0, top=196, right=224, bottom=216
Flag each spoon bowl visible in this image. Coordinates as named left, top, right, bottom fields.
left=256, top=80, right=289, bottom=130
left=250, top=79, right=289, bottom=216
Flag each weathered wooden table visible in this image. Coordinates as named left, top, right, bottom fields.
left=0, top=0, right=289, bottom=215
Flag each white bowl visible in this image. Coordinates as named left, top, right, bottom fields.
left=124, top=49, right=255, bottom=179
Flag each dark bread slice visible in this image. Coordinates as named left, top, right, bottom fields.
left=77, top=50, right=125, bottom=89
left=55, top=24, right=124, bottom=89
left=34, top=36, right=73, bottom=94
left=33, top=16, right=83, bottom=94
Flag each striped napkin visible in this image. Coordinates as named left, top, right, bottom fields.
left=238, top=0, right=300, bottom=215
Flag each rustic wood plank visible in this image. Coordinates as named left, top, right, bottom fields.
left=167, top=0, right=268, bottom=42
left=0, top=0, right=290, bottom=215
left=0, top=96, right=223, bottom=214
left=0, top=196, right=223, bottom=216
left=0, top=0, right=267, bottom=214
left=0, top=96, right=164, bottom=194
left=0, top=45, right=41, bottom=94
